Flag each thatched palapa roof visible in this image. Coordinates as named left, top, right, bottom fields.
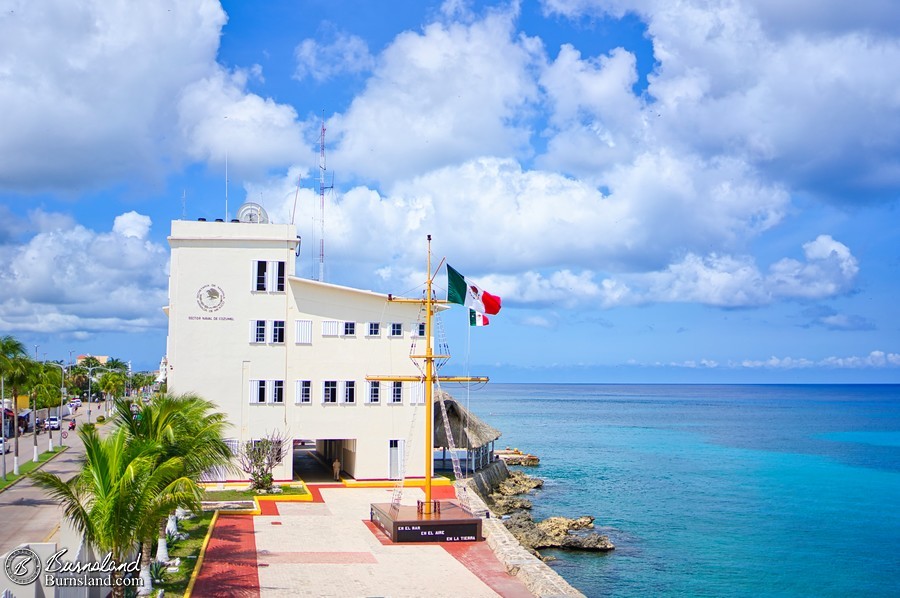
left=432, top=390, right=501, bottom=449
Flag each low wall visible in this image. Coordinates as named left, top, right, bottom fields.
left=457, top=466, right=586, bottom=598
left=469, top=459, right=511, bottom=496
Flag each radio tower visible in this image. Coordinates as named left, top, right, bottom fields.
left=316, top=114, right=331, bottom=282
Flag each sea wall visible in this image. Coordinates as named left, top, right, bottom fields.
left=458, top=472, right=586, bottom=598
left=470, top=459, right=511, bottom=496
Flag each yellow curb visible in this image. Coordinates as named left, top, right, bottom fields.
left=184, top=510, right=219, bottom=598
left=342, top=477, right=453, bottom=488
left=42, top=522, right=61, bottom=543
left=202, top=481, right=315, bottom=515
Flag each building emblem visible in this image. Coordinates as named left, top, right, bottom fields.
left=197, top=284, right=226, bottom=312
left=5, top=546, right=42, bottom=585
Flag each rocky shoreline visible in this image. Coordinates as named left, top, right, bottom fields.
left=480, top=466, right=615, bottom=558
left=461, top=460, right=614, bottom=597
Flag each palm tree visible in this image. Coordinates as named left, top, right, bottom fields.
left=0, top=336, right=28, bottom=474
left=113, top=393, right=232, bottom=593
left=106, top=357, right=128, bottom=372
left=1, top=343, right=36, bottom=473
left=99, top=371, right=126, bottom=417
left=31, top=425, right=199, bottom=598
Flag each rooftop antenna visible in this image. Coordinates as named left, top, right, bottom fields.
left=290, top=172, right=302, bottom=225
left=181, top=190, right=186, bottom=219
left=225, top=151, right=229, bottom=222
left=316, top=111, right=333, bottom=282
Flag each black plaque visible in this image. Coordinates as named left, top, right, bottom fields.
left=395, top=522, right=480, bottom=543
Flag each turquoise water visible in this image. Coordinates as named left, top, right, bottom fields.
left=458, top=384, right=900, bottom=597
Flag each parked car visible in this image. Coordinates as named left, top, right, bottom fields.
left=0, top=438, right=8, bottom=453
left=47, top=416, right=60, bottom=430
left=69, top=398, right=82, bottom=407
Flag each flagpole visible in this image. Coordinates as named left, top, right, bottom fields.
left=424, top=235, right=434, bottom=513
left=367, top=238, right=489, bottom=519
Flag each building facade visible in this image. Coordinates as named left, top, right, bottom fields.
left=165, top=216, right=429, bottom=481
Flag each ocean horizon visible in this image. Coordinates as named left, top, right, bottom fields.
left=454, top=383, right=900, bottom=597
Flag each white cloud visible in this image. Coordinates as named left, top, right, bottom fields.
left=767, top=235, right=858, bottom=299
left=0, top=0, right=226, bottom=191
left=818, top=314, right=872, bottom=331
left=328, top=7, right=542, bottom=185
left=294, top=30, right=375, bottom=82
left=0, top=212, right=168, bottom=334
left=538, top=45, right=645, bottom=178
left=0, top=0, right=307, bottom=191
left=522, top=315, right=555, bottom=328
left=735, top=351, right=900, bottom=369
left=113, top=211, right=152, bottom=240
left=177, top=65, right=309, bottom=178
left=540, top=0, right=900, bottom=202
left=740, top=356, right=816, bottom=369
left=29, top=209, right=77, bottom=234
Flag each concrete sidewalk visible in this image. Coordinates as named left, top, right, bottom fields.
left=192, top=484, right=535, bottom=598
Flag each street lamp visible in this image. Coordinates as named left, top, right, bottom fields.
left=86, top=366, right=110, bottom=424
left=44, top=362, right=67, bottom=451
left=1, top=377, right=6, bottom=481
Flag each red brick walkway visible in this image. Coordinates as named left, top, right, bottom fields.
left=190, top=514, right=260, bottom=597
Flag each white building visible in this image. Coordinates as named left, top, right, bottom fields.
left=164, top=212, right=429, bottom=481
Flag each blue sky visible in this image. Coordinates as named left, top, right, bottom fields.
left=1, top=0, right=899, bottom=383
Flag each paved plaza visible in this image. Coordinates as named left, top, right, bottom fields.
left=192, top=484, right=534, bottom=598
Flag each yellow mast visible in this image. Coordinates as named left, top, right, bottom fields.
left=424, top=234, right=435, bottom=508
left=368, top=235, right=488, bottom=515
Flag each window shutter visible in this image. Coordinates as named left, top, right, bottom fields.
left=295, top=320, right=313, bottom=344
left=411, top=382, right=425, bottom=404
left=322, top=320, right=339, bottom=337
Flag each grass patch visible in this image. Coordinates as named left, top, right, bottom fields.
left=0, top=446, right=68, bottom=491
left=202, top=484, right=309, bottom=501
left=153, top=510, right=215, bottom=598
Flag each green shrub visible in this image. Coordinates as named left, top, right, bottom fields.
left=95, top=415, right=105, bottom=423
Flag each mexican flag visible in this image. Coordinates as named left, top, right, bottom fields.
left=469, top=309, right=489, bottom=327
left=447, top=264, right=502, bottom=315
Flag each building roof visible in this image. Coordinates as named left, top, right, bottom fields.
left=289, top=275, right=451, bottom=311
left=432, top=391, right=501, bottom=449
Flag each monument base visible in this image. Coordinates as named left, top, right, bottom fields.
left=370, top=500, right=483, bottom=543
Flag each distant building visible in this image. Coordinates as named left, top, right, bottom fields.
left=163, top=210, right=429, bottom=481
left=76, top=354, right=109, bottom=365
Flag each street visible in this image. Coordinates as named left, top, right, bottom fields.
left=0, top=407, right=91, bottom=555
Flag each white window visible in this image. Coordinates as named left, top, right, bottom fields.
left=368, top=381, right=380, bottom=403
left=390, top=323, right=403, bottom=337
left=295, top=320, right=312, bottom=344
left=322, top=320, right=339, bottom=337
left=323, top=381, right=337, bottom=403
left=272, top=320, right=285, bottom=344
left=411, top=381, right=425, bottom=405
left=251, top=380, right=266, bottom=404
left=391, top=382, right=403, bottom=404
left=343, top=321, right=356, bottom=336
left=416, top=323, right=426, bottom=337
left=272, top=380, right=284, bottom=403
left=252, top=260, right=286, bottom=292
left=296, top=380, right=311, bottom=404
left=368, top=322, right=380, bottom=336
left=254, top=261, right=267, bottom=291
left=251, top=320, right=266, bottom=344
left=344, top=381, right=356, bottom=404
left=275, top=261, right=285, bottom=292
